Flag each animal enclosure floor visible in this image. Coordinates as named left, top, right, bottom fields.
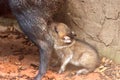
left=0, top=21, right=119, bottom=80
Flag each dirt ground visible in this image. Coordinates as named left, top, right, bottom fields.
left=0, top=18, right=119, bottom=80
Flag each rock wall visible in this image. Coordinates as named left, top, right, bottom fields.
left=65, top=0, right=120, bottom=64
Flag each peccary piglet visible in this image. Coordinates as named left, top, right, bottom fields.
left=49, top=23, right=100, bottom=75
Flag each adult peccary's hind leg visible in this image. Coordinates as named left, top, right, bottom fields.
left=35, top=41, right=52, bottom=80
left=8, top=0, right=53, bottom=80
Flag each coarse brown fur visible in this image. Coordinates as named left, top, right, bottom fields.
left=49, top=23, right=100, bottom=74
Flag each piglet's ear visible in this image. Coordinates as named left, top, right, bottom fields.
left=67, top=31, right=76, bottom=39
left=63, top=36, right=72, bottom=43
left=71, top=31, right=77, bottom=36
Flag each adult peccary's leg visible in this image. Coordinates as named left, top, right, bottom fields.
left=8, top=0, right=53, bottom=80
left=35, top=41, right=52, bottom=80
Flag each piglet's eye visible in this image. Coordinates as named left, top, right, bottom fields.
left=54, top=27, right=58, bottom=33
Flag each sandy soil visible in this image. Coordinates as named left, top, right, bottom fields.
left=0, top=18, right=119, bottom=80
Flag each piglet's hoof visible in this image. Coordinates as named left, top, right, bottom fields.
left=58, top=69, right=64, bottom=74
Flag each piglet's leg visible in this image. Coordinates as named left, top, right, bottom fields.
left=76, top=68, right=90, bottom=75
left=59, top=54, right=73, bottom=74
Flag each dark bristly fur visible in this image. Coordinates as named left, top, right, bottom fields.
left=0, top=0, right=65, bottom=80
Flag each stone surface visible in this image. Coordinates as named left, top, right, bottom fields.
left=65, top=0, right=120, bottom=64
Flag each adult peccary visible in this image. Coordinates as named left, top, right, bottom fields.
left=0, top=0, right=65, bottom=80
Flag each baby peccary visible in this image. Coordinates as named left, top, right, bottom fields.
left=49, top=23, right=100, bottom=75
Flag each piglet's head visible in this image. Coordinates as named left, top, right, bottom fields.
left=53, top=23, right=76, bottom=44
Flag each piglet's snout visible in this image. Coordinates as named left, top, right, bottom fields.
left=63, top=36, right=72, bottom=43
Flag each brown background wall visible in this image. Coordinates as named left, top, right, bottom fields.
left=64, top=0, right=120, bottom=64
